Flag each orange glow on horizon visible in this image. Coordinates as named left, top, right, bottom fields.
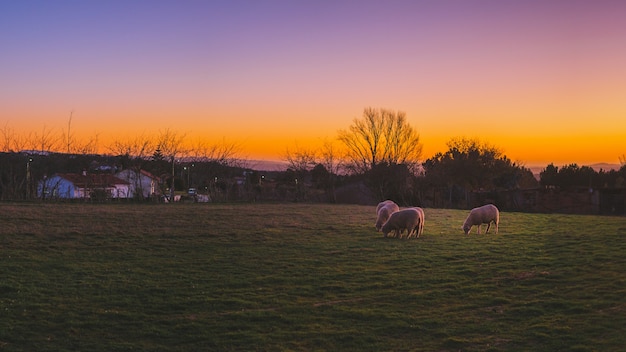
left=3, top=116, right=623, bottom=169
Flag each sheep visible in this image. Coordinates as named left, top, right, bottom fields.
left=462, top=204, right=499, bottom=235
left=411, top=207, right=425, bottom=238
left=381, top=207, right=422, bottom=239
left=376, top=200, right=397, bottom=214
left=403, top=207, right=424, bottom=239
left=375, top=200, right=400, bottom=231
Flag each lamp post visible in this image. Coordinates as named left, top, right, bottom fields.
left=189, top=163, right=194, bottom=187
left=170, top=157, right=175, bottom=202
left=26, top=157, right=32, bottom=199
left=184, top=164, right=192, bottom=188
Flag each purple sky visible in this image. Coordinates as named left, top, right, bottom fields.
left=2, top=0, right=625, bottom=165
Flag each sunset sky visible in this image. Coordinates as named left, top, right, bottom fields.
left=2, top=0, right=625, bottom=167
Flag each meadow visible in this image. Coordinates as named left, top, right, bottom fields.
left=0, top=202, right=624, bottom=351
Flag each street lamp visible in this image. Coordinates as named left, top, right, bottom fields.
left=189, top=163, right=194, bottom=187
left=26, top=157, right=33, bottom=198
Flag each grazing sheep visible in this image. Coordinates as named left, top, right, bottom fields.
left=376, top=200, right=396, bottom=214
left=381, top=208, right=421, bottom=239
left=375, top=200, right=400, bottom=231
left=462, top=204, right=500, bottom=235
left=411, top=207, right=425, bottom=238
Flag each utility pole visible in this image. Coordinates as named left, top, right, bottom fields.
left=170, top=156, right=175, bottom=202
left=26, top=156, right=32, bottom=199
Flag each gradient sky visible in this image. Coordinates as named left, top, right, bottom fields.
left=2, top=0, right=625, bottom=167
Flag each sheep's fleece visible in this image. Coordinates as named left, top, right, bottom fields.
left=463, top=204, right=499, bottom=235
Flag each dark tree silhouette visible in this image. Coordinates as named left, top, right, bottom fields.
left=423, top=137, right=529, bottom=207
left=337, top=107, right=422, bottom=174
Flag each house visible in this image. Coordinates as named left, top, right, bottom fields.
left=38, top=172, right=130, bottom=200
left=115, top=169, right=161, bottom=199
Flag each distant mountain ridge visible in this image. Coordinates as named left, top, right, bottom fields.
left=588, top=163, right=622, bottom=171
left=528, top=163, right=621, bottom=180
left=246, top=159, right=288, bottom=171
left=247, top=159, right=623, bottom=174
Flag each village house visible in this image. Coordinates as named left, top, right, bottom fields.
left=115, top=169, right=161, bottom=199
left=38, top=172, right=130, bottom=200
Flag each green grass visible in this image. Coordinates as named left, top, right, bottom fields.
left=1, top=202, right=625, bottom=351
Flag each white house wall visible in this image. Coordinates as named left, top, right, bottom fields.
left=115, top=170, right=157, bottom=198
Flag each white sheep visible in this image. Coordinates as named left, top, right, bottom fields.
left=375, top=200, right=400, bottom=231
left=381, top=208, right=422, bottom=239
left=462, top=204, right=500, bottom=235
left=376, top=200, right=397, bottom=214
left=411, top=207, right=425, bottom=238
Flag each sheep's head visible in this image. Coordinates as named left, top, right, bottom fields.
left=381, top=223, right=392, bottom=237
left=462, top=224, right=471, bottom=235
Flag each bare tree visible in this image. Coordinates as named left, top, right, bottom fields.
left=1, top=123, right=27, bottom=152
left=74, top=132, right=100, bottom=155
left=156, top=129, right=186, bottom=160
left=25, top=125, right=61, bottom=154
left=320, top=138, right=341, bottom=176
left=108, top=133, right=156, bottom=159
left=65, top=111, right=74, bottom=154
left=189, top=138, right=242, bottom=194
left=155, top=129, right=187, bottom=201
left=337, top=107, right=423, bottom=174
left=282, top=144, right=319, bottom=201
left=620, top=154, right=626, bottom=166
left=319, top=138, right=342, bottom=202
left=58, top=112, right=101, bottom=155
left=188, top=137, right=241, bottom=165
left=284, top=144, right=318, bottom=174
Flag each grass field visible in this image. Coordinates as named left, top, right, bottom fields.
left=1, top=202, right=625, bottom=351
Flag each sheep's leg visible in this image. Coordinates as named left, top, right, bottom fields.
left=485, top=222, right=491, bottom=234
left=477, top=225, right=481, bottom=234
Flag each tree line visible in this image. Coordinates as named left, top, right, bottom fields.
left=2, top=108, right=625, bottom=210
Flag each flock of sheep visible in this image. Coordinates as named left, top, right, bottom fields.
left=374, top=200, right=500, bottom=238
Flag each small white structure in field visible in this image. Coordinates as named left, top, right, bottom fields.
left=462, top=204, right=500, bottom=235
left=375, top=200, right=400, bottom=231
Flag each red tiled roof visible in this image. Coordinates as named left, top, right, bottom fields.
left=56, top=173, right=130, bottom=187
left=139, top=169, right=160, bottom=180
